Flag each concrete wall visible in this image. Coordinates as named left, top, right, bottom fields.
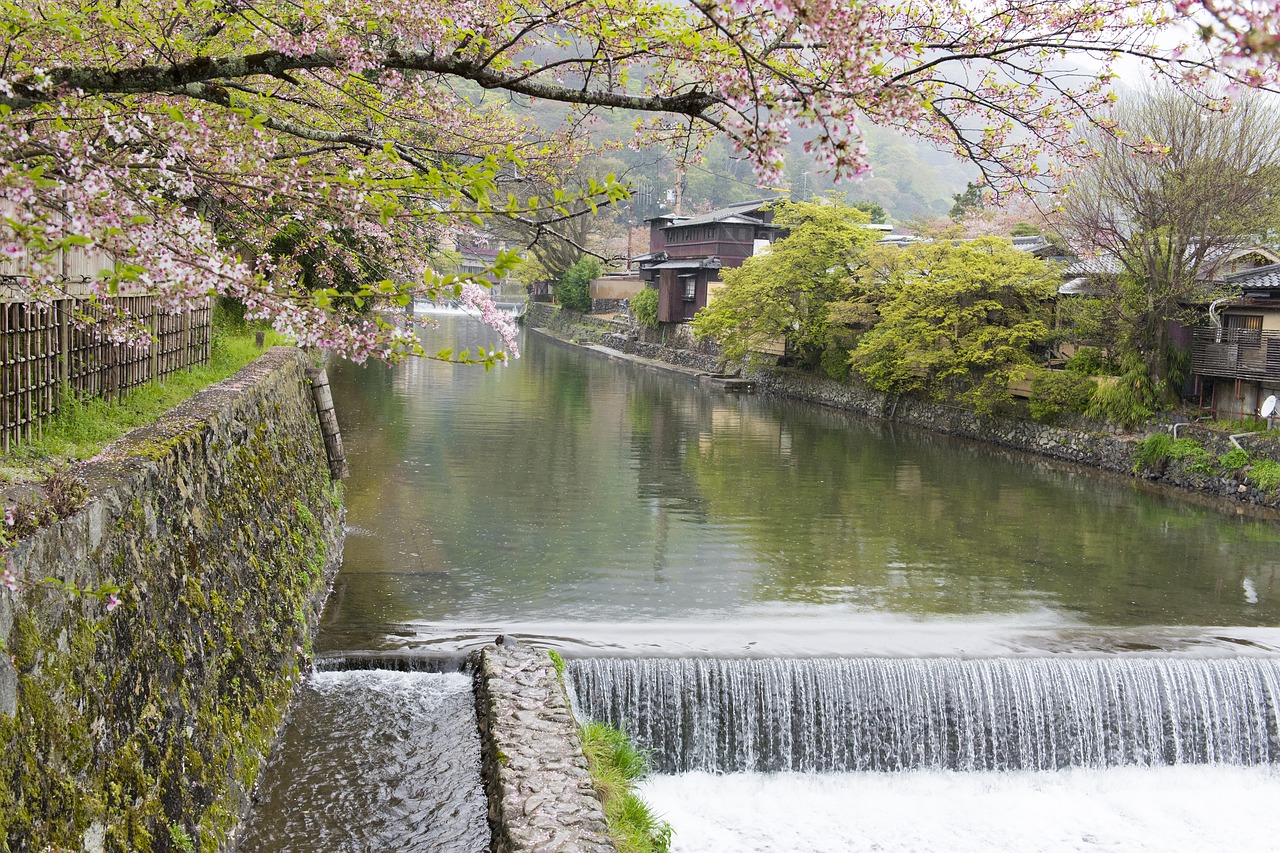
left=473, top=642, right=614, bottom=853
left=590, top=275, right=644, bottom=301
left=0, top=348, right=344, bottom=852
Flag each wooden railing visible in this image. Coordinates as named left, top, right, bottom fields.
left=1, top=294, right=212, bottom=452
left=1190, top=326, right=1280, bottom=382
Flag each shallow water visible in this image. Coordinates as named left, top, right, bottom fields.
left=643, top=766, right=1280, bottom=853
left=236, top=670, right=487, bottom=853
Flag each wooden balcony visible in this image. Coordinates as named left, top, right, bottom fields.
left=1190, top=326, right=1280, bottom=382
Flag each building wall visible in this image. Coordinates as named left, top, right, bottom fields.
left=590, top=276, right=645, bottom=300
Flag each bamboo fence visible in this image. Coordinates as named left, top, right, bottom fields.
left=0, top=294, right=212, bottom=453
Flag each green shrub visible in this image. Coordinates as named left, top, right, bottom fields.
left=1085, top=354, right=1158, bottom=429
left=1028, top=369, right=1096, bottom=423
left=1219, top=447, right=1250, bottom=471
left=1132, top=432, right=1213, bottom=474
left=555, top=257, right=600, bottom=313
left=580, top=722, right=671, bottom=853
left=820, top=344, right=851, bottom=381
left=631, top=287, right=660, bottom=329
left=1064, top=346, right=1116, bottom=376
left=1249, top=458, right=1280, bottom=492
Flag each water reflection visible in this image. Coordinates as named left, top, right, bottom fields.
left=321, top=316, right=1280, bottom=654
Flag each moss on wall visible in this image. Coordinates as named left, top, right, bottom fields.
left=0, top=349, right=343, bottom=853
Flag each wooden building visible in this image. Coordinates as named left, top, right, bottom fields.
left=1190, top=264, right=1280, bottom=418
left=634, top=200, right=782, bottom=323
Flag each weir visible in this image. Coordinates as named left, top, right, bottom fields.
left=568, top=656, right=1280, bottom=773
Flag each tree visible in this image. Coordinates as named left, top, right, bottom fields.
left=1179, top=2, right=1280, bottom=76
left=1055, top=89, right=1280, bottom=393
left=850, top=238, right=1059, bottom=413
left=555, top=257, right=600, bottom=313
left=851, top=201, right=889, bottom=225
left=0, top=1, right=1275, bottom=364
left=950, top=182, right=986, bottom=222
left=691, top=201, right=879, bottom=366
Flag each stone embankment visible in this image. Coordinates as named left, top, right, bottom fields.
left=525, top=305, right=1280, bottom=513
left=0, top=347, right=344, bottom=852
left=474, top=640, right=615, bottom=853
left=527, top=303, right=723, bottom=373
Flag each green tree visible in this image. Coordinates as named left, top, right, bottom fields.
left=850, top=237, right=1059, bottom=413
left=851, top=200, right=889, bottom=224
left=555, top=257, right=600, bottom=313
left=631, top=287, right=660, bottom=329
left=949, top=181, right=985, bottom=221
left=691, top=201, right=879, bottom=365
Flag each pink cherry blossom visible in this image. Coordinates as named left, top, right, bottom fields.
left=0, top=0, right=1273, bottom=367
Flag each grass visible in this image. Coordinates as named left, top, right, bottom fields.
left=1136, top=432, right=1280, bottom=491
left=2, top=322, right=284, bottom=482
left=1199, top=416, right=1269, bottom=433
left=579, top=721, right=672, bottom=853
left=1131, top=433, right=1214, bottom=475
left=1249, top=458, right=1280, bottom=492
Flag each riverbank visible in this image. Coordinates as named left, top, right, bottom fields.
left=0, top=348, right=344, bottom=852
left=526, top=304, right=1280, bottom=514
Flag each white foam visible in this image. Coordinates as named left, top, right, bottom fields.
left=642, top=766, right=1280, bottom=853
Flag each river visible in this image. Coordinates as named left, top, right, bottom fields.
left=241, top=314, right=1280, bottom=851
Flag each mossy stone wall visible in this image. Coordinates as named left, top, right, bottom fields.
left=0, top=348, right=344, bottom=853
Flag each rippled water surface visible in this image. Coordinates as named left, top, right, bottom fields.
left=321, top=316, right=1280, bottom=656
left=237, top=670, right=487, bottom=852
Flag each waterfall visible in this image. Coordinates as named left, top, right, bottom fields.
left=313, top=653, right=472, bottom=673
left=568, top=657, right=1280, bottom=773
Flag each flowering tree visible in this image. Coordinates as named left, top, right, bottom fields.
left=0, top=0, right=1275, bottom=364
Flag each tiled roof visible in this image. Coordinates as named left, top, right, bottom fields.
left=662, top=199, right=777, bottom=230
left=652, top=257, right=722, bottom=270
left=1063, top=256, right=1121, bottom=276
left=1225, top=263, right=1280, bottom=290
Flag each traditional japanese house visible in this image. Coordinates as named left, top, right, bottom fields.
left=1190, top=263, right=1280, bottom=417
left=634, top=200, right=783, bottom=323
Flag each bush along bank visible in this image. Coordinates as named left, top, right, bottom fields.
left=524, top=305, right=1280, bottom=513
left=548, top=651, right=671, bottom=853
left=0, top=348, right=344, bottom=852
left=1131, top=428, right=1280, bottom=502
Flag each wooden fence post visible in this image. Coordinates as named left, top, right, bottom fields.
left=150, top=299, right=160, bottom=383
left=305, top=366, right=349, bottom=480
left=182, top=308, right=192, bottom=371
left=57, top=297, right=70, bottom=392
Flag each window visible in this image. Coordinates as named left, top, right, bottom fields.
left=681, top=275, right=697, bottom=300
left=1226, top=314, right=1263, bottom=347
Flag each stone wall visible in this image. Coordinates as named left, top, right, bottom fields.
left=473, top=641, right=615, bottom=853
left=750, top=368, right=1280, bottom=510
left=526, top=304, right=724, bottom=373
left=0, top=348, right=344, bottom=852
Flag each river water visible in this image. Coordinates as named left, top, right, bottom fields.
left=245, top=315, right=1280, bottom=851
